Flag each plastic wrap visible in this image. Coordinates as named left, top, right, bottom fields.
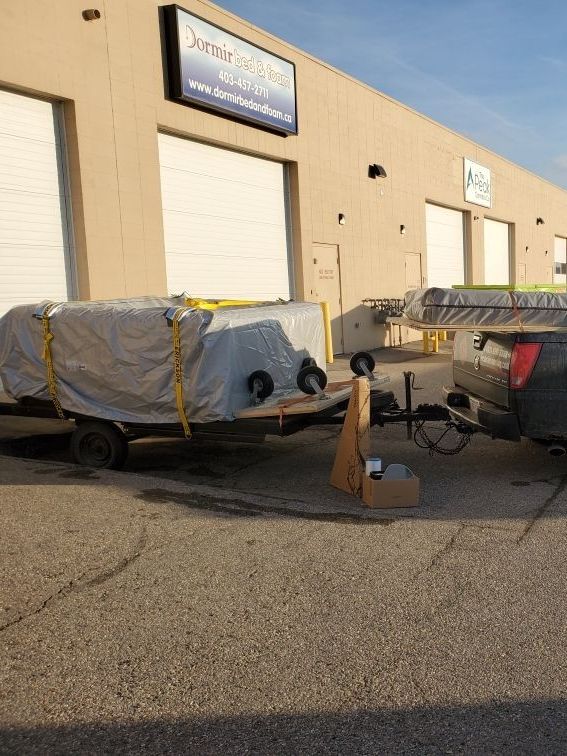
left=404, top=287, right=567, bottom=330
left=0, top=298, right=325, bottom=423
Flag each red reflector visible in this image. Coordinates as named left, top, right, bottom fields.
left=509, top=343, right=542, bottom=389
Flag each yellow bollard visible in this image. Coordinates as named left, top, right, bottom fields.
left=422, top=331, right=430, bottom=354
left=320, top=301, right=334, bottom=364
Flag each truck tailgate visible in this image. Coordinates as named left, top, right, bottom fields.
left=453, top=331, right=513, bottom=408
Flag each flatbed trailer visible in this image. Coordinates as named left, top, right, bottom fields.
left=0, top=380, right=453, bottom=470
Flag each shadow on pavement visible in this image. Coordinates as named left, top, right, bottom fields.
left=2, top=699, right=566, bottom=754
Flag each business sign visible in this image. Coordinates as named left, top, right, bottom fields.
left=164, top=5, right=297, bottom=135
left=464, top=158, right=491, bottom=208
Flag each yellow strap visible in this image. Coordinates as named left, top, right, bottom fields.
left=41, top=305, right=66, bottom=420
left=172, top=310, right=191, bottom=438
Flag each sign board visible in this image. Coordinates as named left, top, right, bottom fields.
left=164, top=5, right=297, bottom=135
left=464, top=158, right=491, bottom=208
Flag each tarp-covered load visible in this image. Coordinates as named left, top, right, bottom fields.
left=0, top=297, right=325, bottom=424
left=402, top=287, right=567, bottom=331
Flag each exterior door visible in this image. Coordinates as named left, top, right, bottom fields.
left=425, top=203, right=465, bottom=288
left=311, top=243, right=343, bottom=354
left=484, top=218, right=510, bottom=284
left=158, top=133, right=292, bottom=300
left=554, top=237, right=567, bottom=284
left=0, top=89, right=74, bottom=316
left=405, top=252, right=422, bottom=291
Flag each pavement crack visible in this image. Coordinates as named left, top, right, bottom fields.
left=415, top=523, right=467, bottom=578
left=517, top=474, right=567, bottom=544
left=0, top=526, right=147, bottom=633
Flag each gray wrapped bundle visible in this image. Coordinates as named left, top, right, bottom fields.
left=0, top=297, right=325, bottom=424
left=404, top=287, right=567, bottom=330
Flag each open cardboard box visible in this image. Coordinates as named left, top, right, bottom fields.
left=330, top=378, right=421, bottom=509
left=362, top=463, right=420, bottom=509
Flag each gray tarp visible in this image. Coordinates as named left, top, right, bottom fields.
left=404, top=287, right=567, bottom=329
left=0, top=298, right=325, bottom=424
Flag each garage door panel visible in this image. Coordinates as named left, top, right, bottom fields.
left=158, top=134, right=291, bottom=300
left=160, top=169, right=286, bottom=225
left=165, top=254, right=290, bottom=299
left=0, top=139, right=63, bottom=195
left=158, top=134, right=283, bottom=189
left=0, top=90, right=73, bottom=316
left=425, top=203, right=465, bottom=289
left=0, top=91, right=58, bottom=144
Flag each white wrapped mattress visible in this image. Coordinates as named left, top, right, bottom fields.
left=0, top=297, right=325, bottom=424
left=403, top=287, right=567, bottom=331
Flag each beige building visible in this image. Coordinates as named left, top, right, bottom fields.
left=1, top=0, right=567, bottom=352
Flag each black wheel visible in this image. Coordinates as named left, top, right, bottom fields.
left=297, top=365, right=328, bottom=395
left=248, top=370, right=274, bottom=400
left=301, top=357, right=317, bottom=369
left=350, top=351, right=376, bottom=376
left=71, top=421, right=129, bottom=469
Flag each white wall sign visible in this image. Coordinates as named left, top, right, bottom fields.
left=464, top=158, right=491, bottom=208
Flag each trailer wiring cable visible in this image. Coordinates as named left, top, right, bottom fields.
left=413, top=419, right=473, bottom=456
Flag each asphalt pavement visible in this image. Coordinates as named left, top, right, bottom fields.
left=2, top=344, right=567, bottom=753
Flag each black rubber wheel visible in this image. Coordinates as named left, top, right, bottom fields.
left=301, top=357, right=317, bottom=369
left=297, top=365, right=328, bottom=395
left=71, top=421, right=129, bottom=470
left=248, top=370, right=275, bottom=400
left=350, top=351, right=376, bottom=376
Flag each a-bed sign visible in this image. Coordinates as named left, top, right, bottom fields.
left=464, top=158, right=491, bottom=208
left=164, top=5, right=297, bottom=135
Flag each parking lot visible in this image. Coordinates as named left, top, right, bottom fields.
left=2, top=343, right=567, bottom=753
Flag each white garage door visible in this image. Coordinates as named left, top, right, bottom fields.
left=554, top=236, right=567, bottom=284
left=0, top=89, right=74, bottom=317
left=425, top=203, right=465, bottom=288
left=158, top=134, right=292, bottom=300
left=484, top=218, right=510, bottom=284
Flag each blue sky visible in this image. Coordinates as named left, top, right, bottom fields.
left=218, top=0, right=567, bottom=188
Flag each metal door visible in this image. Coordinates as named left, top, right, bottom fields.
left=311, top=243, right=343, bottom=354
left=405, top=252, right=422, bottom=291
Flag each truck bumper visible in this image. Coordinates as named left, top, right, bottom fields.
left=443, top=386, right=521, bottom=442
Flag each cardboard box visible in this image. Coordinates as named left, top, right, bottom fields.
left=362, top=464, right=420, bottom=509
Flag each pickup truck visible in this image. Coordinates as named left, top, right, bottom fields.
left=443, top=331, right=567, bottom=455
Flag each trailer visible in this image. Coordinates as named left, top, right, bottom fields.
left=0, top=352, right=454, bottom=469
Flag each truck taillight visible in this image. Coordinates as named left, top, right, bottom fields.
left=509, top=342, right=542, bottom=389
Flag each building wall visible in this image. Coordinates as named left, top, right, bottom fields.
left=1, top=0, right=567, bottom=351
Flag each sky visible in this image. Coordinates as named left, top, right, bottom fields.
left=217, top=0, right=567, bottom=189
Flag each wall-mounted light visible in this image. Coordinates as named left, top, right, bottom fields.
left=400, top=224, right=406, bottom=235
left=536, top=217, right=545, bottom=225
left=338, top=213, right=346, bottom=225
left=82, top=8, right=101, bottom=20
left=525, top=246, right=529, bottom=253
left=368, top=164, right=388, bottom=179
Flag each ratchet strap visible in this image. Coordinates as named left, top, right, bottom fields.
left=171, top=308, right=192, bottom=438
left=40, top=304, right=66, bottom=420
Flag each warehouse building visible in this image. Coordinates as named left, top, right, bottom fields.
left=1, top=0, right=567, bottom=352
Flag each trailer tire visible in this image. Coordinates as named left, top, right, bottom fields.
left=350, top=351, right=375, bottom=376
left=71, top=421, right=129, bottom=470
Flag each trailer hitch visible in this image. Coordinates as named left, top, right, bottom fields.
left=374, top=371, right=474, bottom=455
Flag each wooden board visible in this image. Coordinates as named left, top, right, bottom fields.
left=330, top=377, right=370, bottom=498
left=235, top=375, right=389, bottom=419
